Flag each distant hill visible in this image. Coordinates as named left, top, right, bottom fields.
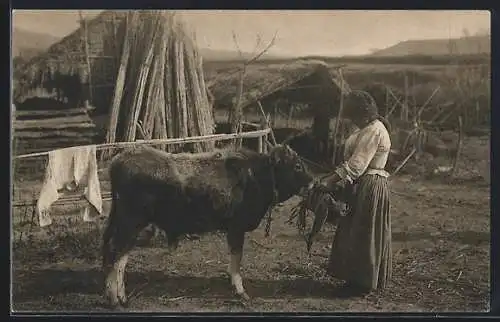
left=198, top=47, right=276, bottom=61
left=12, top=28, right=278, bottom=63
left=371, top=35, right=490, bottom=57
left=12, top=28, right=61, bottom=59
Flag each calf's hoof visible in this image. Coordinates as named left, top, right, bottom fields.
left=104, top=290, right=128, bottom=310
left=236, top=291, right=252, bottom=303
left=118, top=296, right=129, bottom=308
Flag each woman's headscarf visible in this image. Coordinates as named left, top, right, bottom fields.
left=343, top=90, right=391, bottom=132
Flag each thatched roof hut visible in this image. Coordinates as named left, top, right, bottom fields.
left=14, top=10, right=127, bottom=111
left=207, top=60, right=351, bottom=116
left=208, top=60, right=351, bottom=162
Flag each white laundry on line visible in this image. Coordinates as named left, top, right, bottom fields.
left=36, top=145, right=103, bottom=227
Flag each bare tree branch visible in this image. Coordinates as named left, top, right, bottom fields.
left=228, top=30, right=279, bottom=148
left=244, top=30, right=278, bottom=66
left=205, top=31, right=277, bottom=89
left=231, top=31, right=243, bottom=57
left=252, top=34, right=263, bottom=56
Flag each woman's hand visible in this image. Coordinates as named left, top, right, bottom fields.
left=312, top=173, right=341, bottom=192
left=335, top=178, right=349, bottom=189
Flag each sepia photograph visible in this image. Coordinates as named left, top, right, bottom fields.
left=11, top=9, right=491, bottom=313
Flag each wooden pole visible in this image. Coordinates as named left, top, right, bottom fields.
left=257, top=136, right=263, bottom=153
left=142, top=54, right=160, bottom=138
left=164, top=33, right=175, bottom=142
left=450, top=115, right=464, bottom=177
left=15, top=129, right=272, bottom=160
left=103, top=12, right=137, bottom=160
left=111, top=11, right=120, bottom=61
left=78, top=11, right=93, bottom=104
left=156, top=22, right=169, bottom=151
left=393, top=148, right=416, bottom=176
left=124, top=18, right=159, bottom=142
left=332, top=68, right=345, bottom=167
left=417, top=86, right=441, bottom=123
left=400, top=74, right=408, bottom=121
left=385, top=86, right=389, bottom=118
left=195, top=50, right=215, bottom=137
left=257, top=101, right=276, bottom=145
left=175, top=38, right=189, bottom=139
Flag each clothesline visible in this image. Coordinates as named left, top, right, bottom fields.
left=13, top=129, right=272, bottom=160
left=12, top=129, right=272, bottom=216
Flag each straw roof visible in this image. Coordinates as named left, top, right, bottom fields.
left=13, top=10, right=196, bottom=109
left=13, top=11, right=121, bottom=105
left=15, top=11, right=122, bottom=78
left=207, top=59, right=351, bottom=111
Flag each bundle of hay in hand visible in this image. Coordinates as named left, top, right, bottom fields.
left=289, top=183, right=349, bottom=253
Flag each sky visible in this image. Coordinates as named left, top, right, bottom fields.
left=12, top=10, right=491, bottom=56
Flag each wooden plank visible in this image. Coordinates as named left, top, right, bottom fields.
left=241, top=121, right=261, bottom=129
left=14, top=123, right=95, bottom=131
left=14, top=115, right=94, bottom=127
left=15, top=108, right=88, bottom=119
left=14, top=130, right=96, bottom=139
left=17, top=137, right=93, bottom=146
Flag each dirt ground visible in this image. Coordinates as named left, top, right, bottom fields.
left=11, top=135, right=490, bottom=313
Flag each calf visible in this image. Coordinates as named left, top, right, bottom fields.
left=102, top=144, right=313, bottom=307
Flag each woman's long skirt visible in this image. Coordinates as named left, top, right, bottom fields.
left=327, top=174, right=392, bottom=290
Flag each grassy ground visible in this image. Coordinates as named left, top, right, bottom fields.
left=11, top=130, right=490, bottom=313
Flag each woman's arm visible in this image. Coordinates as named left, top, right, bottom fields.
left=335, top=128, right=382, bottom=183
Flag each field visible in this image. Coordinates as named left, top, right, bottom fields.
left=11, top=60, right=491, bottom=313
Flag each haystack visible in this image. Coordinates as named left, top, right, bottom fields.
left=105, top=11, right=215, bottom=154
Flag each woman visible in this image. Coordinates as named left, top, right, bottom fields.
left=316, top=90, right=392, bottom=295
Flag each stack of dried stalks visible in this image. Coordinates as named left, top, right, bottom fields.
left=104, top=11, right=215, bottom=157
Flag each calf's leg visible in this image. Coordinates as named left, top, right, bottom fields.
left=102, top=201, right=147, bottom=308
left=226, top=230, right=250, bottom=300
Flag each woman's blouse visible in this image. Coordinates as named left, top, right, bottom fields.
left=335, top=119, right=391, bottom=184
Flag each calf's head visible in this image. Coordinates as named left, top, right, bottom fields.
left=268, top=144, right=314, bottom=202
